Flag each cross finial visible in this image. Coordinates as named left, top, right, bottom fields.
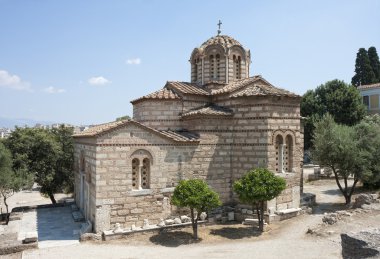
left=217, top=20, right=222, bottom=35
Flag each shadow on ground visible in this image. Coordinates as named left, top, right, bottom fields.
left=210, top=226, right=262, bottom=239
left=149, top=231, right=201, bottom=247
left=312, top=202, right=348, bottom=215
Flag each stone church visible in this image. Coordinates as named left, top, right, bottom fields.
left=73, top=33, right=303, bottom=232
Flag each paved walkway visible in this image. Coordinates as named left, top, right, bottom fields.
left=36, top=206, right=82, bottom=248
left=17, top=205, right=82, bottom=249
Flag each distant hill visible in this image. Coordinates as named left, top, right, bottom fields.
left=0, top=117, right=55, bottom=128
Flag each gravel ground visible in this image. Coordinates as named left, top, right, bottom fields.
left=3, top=179, right=379, bottom=259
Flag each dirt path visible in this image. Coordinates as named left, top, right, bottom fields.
left=20, top=179, right=356, bottom=259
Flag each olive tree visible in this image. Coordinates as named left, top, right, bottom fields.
left=233, top=168, right=286, bottom=232
left=172, top=179, right=221, bottom=240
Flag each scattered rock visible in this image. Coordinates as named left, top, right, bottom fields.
left=246, top=210, right=253, bottom=215
left=353, top=194, right=377, bottom=209
left=199, top=212, right=207, bottom=221
left=113, top=223, right=123, bottom=233
left=80, top=233, right=102, bottom=242
left=322, top=213, right=338, bottom=225
left=173, top=218, right=182, bottom=224
left=164, top=219, right=174, bottom=225
left=228, top=212, right=235, bottom=221
left=157, top=219, right=165, bottom=227
left=180, top=215, right=191, bottom=223
left=241, top=209, right=247, bottom=214
left=341, top=228, right=380, bottom=259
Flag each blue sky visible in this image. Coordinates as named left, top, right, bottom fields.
left=0, top=0, right=379, bottom=126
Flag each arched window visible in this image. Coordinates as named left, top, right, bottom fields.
left=131, top=150, right=152, bottom=190
left=216, top=54, right=220, bottom=80
left=234, top=55, right=241, bottom=79
left=132, top=158, right=139, bottom=190
left=141, top=158, right=150, bottom=189
left=275, top=135, right=284, bottom=173
left=209, top=55, right=215, bottom=80
left=285, top=135, right=293, bottom=172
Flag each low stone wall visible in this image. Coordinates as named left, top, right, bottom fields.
left=0, top=241, right=37, bottom=255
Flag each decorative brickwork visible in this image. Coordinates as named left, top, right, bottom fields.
left=73, top=33, right=303, bottom=233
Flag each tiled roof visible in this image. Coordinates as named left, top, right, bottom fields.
left=131, top=87, right=180, bottom=104
left=200, top=35, right=243, bottom=50
left=358, top=83, right=380, bottom=90
left=182, top=104, right=233, bottom=118
left=73, top=120, right=199, bottom=143
left=167, top=81, right=209, bottom=95
left=159, top=130, right=200, bottom=142
left=211, top=76, right=299, bottom=97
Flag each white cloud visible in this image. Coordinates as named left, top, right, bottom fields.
left=43, top=86, right=66, bottom=94
left=88, top=76, right=111, bottom=86
left=0, top=70, right=32, bottom=91
left=126, top=58, right=141, bottom=65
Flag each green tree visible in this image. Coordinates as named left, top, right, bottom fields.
left=51, top=125, right=74, bottom=193
left=312, top=114, right=364, bottom=204
left=4, top=127, right=74, bottom=204
left=233, top=168, right=286, bottom=232
left=116, top=115, right=131, bottom=121
left=172, top=179, right=221, bottom=239
left=368, top=46, right=380, bottom=82
left=301, top=80, right=366, bottom=149
left=0, top=143, right=32, bottom=223
left=352, top=48, right=376, bottom=87
left=354, top=114, right=380, bottom=188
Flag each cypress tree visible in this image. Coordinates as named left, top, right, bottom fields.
left=368, top=46, right=380, bottom=82
left=352, top=48, right=376, bottom=87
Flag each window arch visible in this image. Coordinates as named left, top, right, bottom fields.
left=275, top=135, right=284, bottom=173
left=80, top=151, right=85, bottom=172
left=130, top=149, right=152, bottom=190
left=233, top=55, right=241, bottom=80
left=216, top=54, right=220, bottom=80
left=285, top=135, right=293, bottom=172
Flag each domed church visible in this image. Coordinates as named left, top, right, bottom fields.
left=73, top=30, right=304, bottom=232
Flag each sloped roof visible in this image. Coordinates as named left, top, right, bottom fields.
left=167, top=81, right=209, bottom=95
left=358, top=83, right=380, bottom=90
left=182, top=104, right=233, bottom=118
left=230, top=82, right=299, bottom=98
left=131, top=87, right=181, bottom=104
left=73, top=120, right=199, bottom=143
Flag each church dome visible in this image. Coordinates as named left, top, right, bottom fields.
left=190, top=33, right=251, bottom=86
left=199, top=35, right=243, bottom=51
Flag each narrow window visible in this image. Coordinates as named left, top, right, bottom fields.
left=132, top=158, right=139, bottom=190
left=235, top=56, right=241, bottom=79
left=275, top=135, right=284, bottom=173
left=216, top=54, right=220, bottom=80
left=285, top=135, right=293, bottom=172
left=141, top=158, right=150, bottom=189
left=210, top=55, right=214, bottom=81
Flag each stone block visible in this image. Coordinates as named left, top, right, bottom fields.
left=164, top=219, right=174, bottom=225
left=22, top=232, right=38, bottom=244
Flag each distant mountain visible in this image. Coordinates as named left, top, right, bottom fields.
left=0, top=117, right=56, bottom=128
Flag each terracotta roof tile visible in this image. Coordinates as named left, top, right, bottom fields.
left=73, top=120, right=199, bottom=143
left=182, top=104, right=233, bottom=118
left=131, top=88, right=180, bottom=104
left=358, top=83, right=380, bottom=90
left=167, top=81, right=209, bottom=95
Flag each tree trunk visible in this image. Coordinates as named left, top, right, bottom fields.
left=258, top=201, right=264, bottom=232
left=344, top=195, right=351, bottom=205
left=3, top=195, right=9, bottom=224
left=48, top=192, right=56, bottom=204
left=190, top=208, right=198, bottom=240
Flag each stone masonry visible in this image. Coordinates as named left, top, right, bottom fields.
left=73, top=34, right=303, bottom=232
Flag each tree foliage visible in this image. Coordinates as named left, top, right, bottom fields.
left=116, top=115, right=131, bottom=121
left=172, top=179, right=221, bottom=239
left=368, top=46, right=380, bottom=82
left=352, top=48, right=377, bottom=87
left=301, top=80, right=366, bottom=149
left=4, top=126, right=74, bottom=204
left=312, top=114, right=365, bottom=204
left=354, top=114, right=380, bottom=188
left=233, top=168, right=286, bottom=231
left=0, top=143, right=32, bottom=222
